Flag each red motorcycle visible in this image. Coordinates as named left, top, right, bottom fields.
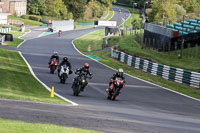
left=107, top=77, right=124, bottom=100
left=49, top=58, right=58, bottom=74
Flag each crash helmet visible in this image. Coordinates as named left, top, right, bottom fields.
left=84, top=63, right=90, bottom=70
left=118, top=68, right=123, bottom=77
left=54, top=51, right=58, bottom=55
left=63, top=57, right=68, bottom=62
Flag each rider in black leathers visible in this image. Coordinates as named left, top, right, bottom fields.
left=48, top=52, right=59, bottom=65
left=72, top=63, right=92, bottom=91
left=57, top=57, right=72, bottom=76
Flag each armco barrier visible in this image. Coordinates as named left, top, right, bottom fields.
left=111, top=48, right=200, bottom=88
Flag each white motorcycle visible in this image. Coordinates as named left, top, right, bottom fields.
left=59, top=65, right=69, bottom=84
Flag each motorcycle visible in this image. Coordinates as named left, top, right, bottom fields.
left=72, top=72, right=92, bottom=96
left=49, top=58, right=58, bottom=74
left=58, top=64, right=69, bottom=84
left=58, top=30, right=62, bottom=37
left=107, top=77, right=124, bottom=100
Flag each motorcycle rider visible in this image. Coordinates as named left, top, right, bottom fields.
left=58, top=30, right=62, bottom=37
left=48, top=51, right=59, bottom=66
left=57, top=57, right=72, bottom=76
left=106, top=68, right=125, bottom=92
left=72, top=63, right=92, bottom=91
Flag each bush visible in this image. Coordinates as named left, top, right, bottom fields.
left=29, top=15, right=41, bottom=21
left=21, top=15, right=29, bottom=19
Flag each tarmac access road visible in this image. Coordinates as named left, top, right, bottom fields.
left=0, top=7, right=200, bottom=133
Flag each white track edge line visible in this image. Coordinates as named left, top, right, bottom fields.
left=18, top=51, right=78, bottom=106
left=0, top=98, right=75, bottom=107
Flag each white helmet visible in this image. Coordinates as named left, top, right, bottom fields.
left=118, top=68, right=123, bottom=76
left=54, top=51, right=58, bottom=55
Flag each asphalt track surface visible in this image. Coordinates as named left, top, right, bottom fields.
left=1, top=7, right=200, bottom=133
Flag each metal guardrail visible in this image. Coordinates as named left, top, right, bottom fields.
left=111, top=48, right=200, bottom=88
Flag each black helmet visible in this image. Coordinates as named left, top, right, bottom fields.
left=84, top=63, right=90, bottom=70
left=63, top=57, right=68, bottom=62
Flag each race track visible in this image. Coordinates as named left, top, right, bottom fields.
left=0, top=7, right=200, bottom=133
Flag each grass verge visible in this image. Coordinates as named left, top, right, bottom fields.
left=6, top=38, right=24, bottom=47
left=74, top=29, right=119, bottom=52
left=0, top=48, right=67, bottom=104
left=73, top=30, right=200, bottom=100
left=9, top=16, right=42, bottom=26
left=0, top=119, right=101, bottom=133
left=74, top=30, right=105, bottom=52
left=104, top=8, right=114, bottom=21
left=6, top=31, right=27, bottom=47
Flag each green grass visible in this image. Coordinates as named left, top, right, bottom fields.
left=25, top=29, right=30, bottom=32
left=74, top=30, right=105, bottom=52
left=74, top=29, right=119, bottom=52
left=0, top=24, right=21, bottom=31
left=0, top=119, right=101, bottom=133
left=6, top=31, right=26, bottom=47
left=9, top=16, right=42, bottom=26
left=124, top=13, right=141, bottom=27
left=6, top=38, right=24, bottom=47
left=118, top=34, right=200, bottom=71
left=73, top=30, right=200, bottom=100
left=9, top=31, right=25, bottom=38
left=104, top=8, right=114, bottom=20
left=0, top=49, right=67, bottom=104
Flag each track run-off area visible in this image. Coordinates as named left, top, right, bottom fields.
left=0, top=7, right=200, bottom=133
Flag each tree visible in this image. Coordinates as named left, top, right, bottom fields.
left=174, top=4, right=186, bottom=17
left=63, top=0, right=87, bottom=20
left=148, top=0, right=177, bottom=23
left=180, top=0, right=199, bottom=13
left=46, top=0, right=72, bottom=19
left=27, top=0, right=47, bottom=15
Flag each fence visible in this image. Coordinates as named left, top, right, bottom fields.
left=0, top=27, right=11, bottom=33
left=0, top=35, right=5, bottom=45
left=111, top=48, right=200, bottom=88
left=8, top=19, right=24, bottom=26
left=120, top=27, right=199, bottom=59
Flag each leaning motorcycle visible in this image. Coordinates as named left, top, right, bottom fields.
left=58, top=65, right=69, bottom=84
left=107, top=77, right=124, bottom=100
left=72, top=73, right=92, bottom=96
left=49, top=58, right=58, bottom=74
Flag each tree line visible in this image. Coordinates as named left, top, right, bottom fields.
left=27, top=0, right=116, bottom=20
left=116, top=0, right=200, bottom=22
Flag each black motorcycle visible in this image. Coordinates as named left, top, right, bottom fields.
left=72, top=73, right=92, bottom=96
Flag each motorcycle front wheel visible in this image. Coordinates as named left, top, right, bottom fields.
left=73, top=85, right=80, bottom=96
left=50, top=66, right=55, bottom=74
